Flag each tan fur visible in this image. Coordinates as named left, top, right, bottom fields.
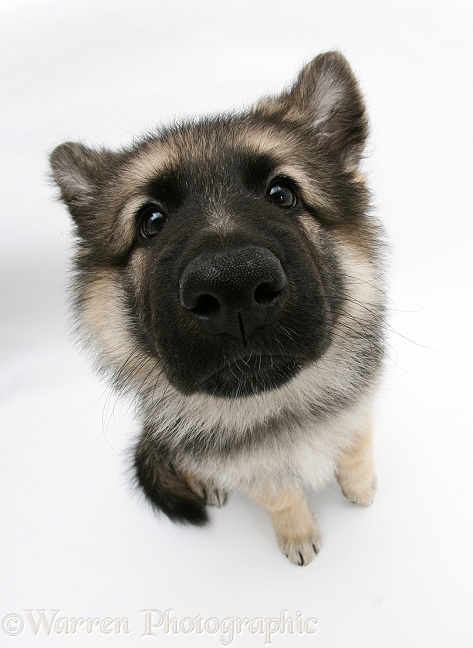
left=79, top=270, right=156, bottom=389
left=120, top=143, right=178, bottom=192
left=115, top=195, right=151, bottom=253
left=245, top=486, right=321, bottom=566
left=80, top=270, right=134, bottom=363
left=336, top=418, right=377, bottom=506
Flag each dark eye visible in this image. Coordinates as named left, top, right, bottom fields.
left=266, top=180, right=297, bottom=209
left=138, top=204, right=167, bottom=238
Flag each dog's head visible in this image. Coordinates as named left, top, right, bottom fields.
left=50, top=52, right=384, bottom=404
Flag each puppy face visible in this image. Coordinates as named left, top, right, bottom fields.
left=50, top=52, right=384, bottom=407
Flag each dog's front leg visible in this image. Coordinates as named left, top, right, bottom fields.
left=336, top=423, right=377, bottom=507
left=246, top=486, right=321, bottom=566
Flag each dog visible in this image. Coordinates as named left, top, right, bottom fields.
left=50, top=51, right=386, bottom=566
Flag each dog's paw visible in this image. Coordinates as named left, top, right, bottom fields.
left=277, top=529, right=322, bottom=567
left=183, top=473, right=228, bottom=508
left=338, top=472, right=377, bottom=507
left=201, top=485, right=228, bottom=508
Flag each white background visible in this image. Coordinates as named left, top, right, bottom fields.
left=1, top=1, right=473, bottom=646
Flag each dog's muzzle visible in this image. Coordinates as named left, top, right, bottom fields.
left=179, top=246, right=287, bottom=344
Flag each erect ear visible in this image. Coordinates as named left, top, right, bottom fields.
left=259, top=51, right=368, bottom=169
left=49, top=142, right=115, bottom=218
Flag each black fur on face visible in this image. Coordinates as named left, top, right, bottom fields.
left=121, top=137, right=346, bottom=397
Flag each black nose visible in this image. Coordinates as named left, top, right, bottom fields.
left=179, top=246, right=287, bottom=343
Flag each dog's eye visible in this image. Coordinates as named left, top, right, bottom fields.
left=266, top=180, right=297, bottom=209
left=138, top=204, right=167, bottom=238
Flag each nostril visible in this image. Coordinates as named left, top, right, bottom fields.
left=254, top=282, right=282, bottom=305
left=191, top=293, right=220, bottom=317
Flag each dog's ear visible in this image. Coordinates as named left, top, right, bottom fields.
left=49, top=142, right=115, bottom=220
left=259, top=51, right=368, bottom=168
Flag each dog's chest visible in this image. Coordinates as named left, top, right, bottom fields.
left=180, top=403, right=366, bottom=493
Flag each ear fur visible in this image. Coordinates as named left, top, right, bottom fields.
left=49, top=142, right=114, bottom=217
left=257, top=51, right=368, bottom=168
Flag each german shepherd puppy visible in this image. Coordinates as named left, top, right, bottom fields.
left=50, top=52, right=386, bottom=566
